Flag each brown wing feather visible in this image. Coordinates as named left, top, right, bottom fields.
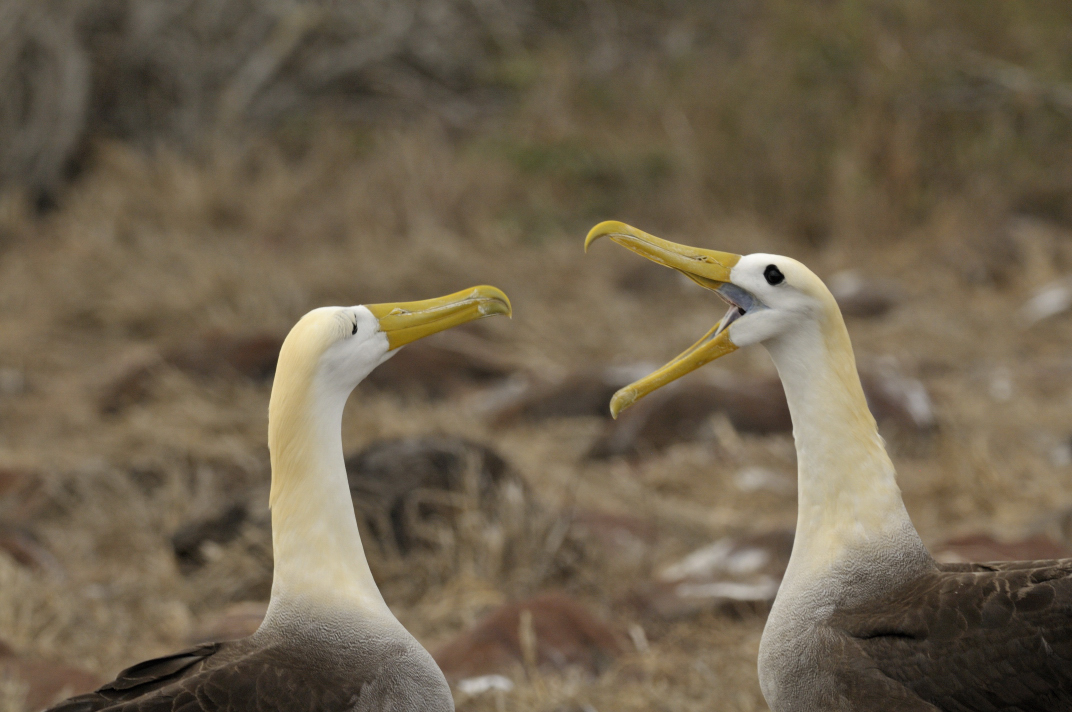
left=103, top=644, right=220, bottom=692
left=43, top=641, right=361, bottom=712
left=831, top=559, right=1072, bottom=712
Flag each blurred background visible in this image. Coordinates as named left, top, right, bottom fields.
left=1, top=1, right=1072, bottom=710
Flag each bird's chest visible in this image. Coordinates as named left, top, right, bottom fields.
left=757, top=545, right=937, bottom=712
left=759, top=583, right=849, bottom=712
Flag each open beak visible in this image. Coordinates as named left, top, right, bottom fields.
left=367, top=285, right=512, bottom=350
left=585, top=221, right=746, bottom=418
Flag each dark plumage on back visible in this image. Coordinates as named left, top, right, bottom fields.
left=47, top=628, right=452, bottom=712
left=831, top=560, right=1072, bottom=711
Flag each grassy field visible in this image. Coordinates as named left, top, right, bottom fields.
left=2, top=2, right=1072, bottom=710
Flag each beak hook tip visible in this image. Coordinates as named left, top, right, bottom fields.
left=585, top=220, right=630, bottom=254
left=609, top=386, right=637, bottom=419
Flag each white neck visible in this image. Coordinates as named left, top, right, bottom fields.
left=263, top=371, right=392, bottom=624
left=764, top=313, right=930, bottom=593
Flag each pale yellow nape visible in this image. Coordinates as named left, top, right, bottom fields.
left=268, top=308, right=353, bottom=509
left=766, top=259, right=911, bottom=575
left=262, top=307, right=391, bottom=618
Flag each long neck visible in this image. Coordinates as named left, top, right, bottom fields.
left=765, top=313, right=930, bottom=588
left=263, top=372, right=391, bottom=623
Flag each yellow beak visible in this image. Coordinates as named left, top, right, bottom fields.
left=367, top=285, right=512, bottom=350
left=585, top=221, right=740, bottom=291
left=585, top=221, right=743, bottom=418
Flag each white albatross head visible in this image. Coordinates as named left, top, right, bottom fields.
left=274, top=285, right=512, bottom=396
left=585, top=221, right=840, bottom=417
left=267, top=285, right=511, bottom=508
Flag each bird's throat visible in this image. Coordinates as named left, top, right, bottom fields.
left=264, top=372, right=390, bottom=622
left=764, top=317, right=928, bottom=582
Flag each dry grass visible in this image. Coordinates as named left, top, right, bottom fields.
left=1, top=4, right=1072, bottom=711
left=0, top=0, right=537, bottom=196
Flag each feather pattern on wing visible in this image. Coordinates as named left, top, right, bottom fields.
left=831, top=560, right=1072, bottom=711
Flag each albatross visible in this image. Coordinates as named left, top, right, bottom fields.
left=48, top=285, right=512, bottom=712
left=586, top=221, right=1072, bottom=711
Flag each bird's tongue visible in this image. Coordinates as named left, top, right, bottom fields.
left=715, top=304, right=742, bottom=337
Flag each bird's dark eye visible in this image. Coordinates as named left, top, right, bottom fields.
left=764, top=265, right=785, bottom=285
left=352, top=322, right=358, bottom=335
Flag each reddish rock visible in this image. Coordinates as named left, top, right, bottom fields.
left=932, top=533, right=1072, bottom=564
left=433, top=592, right=624, bottom=681
left=635, top=530, right=794, bottom=619
left=187, top=601, right=269, bottom=644
left=0, top=641, right=103, bottom=709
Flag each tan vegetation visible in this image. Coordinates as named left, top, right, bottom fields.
left=1, top=1, right=1072, bottom=710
